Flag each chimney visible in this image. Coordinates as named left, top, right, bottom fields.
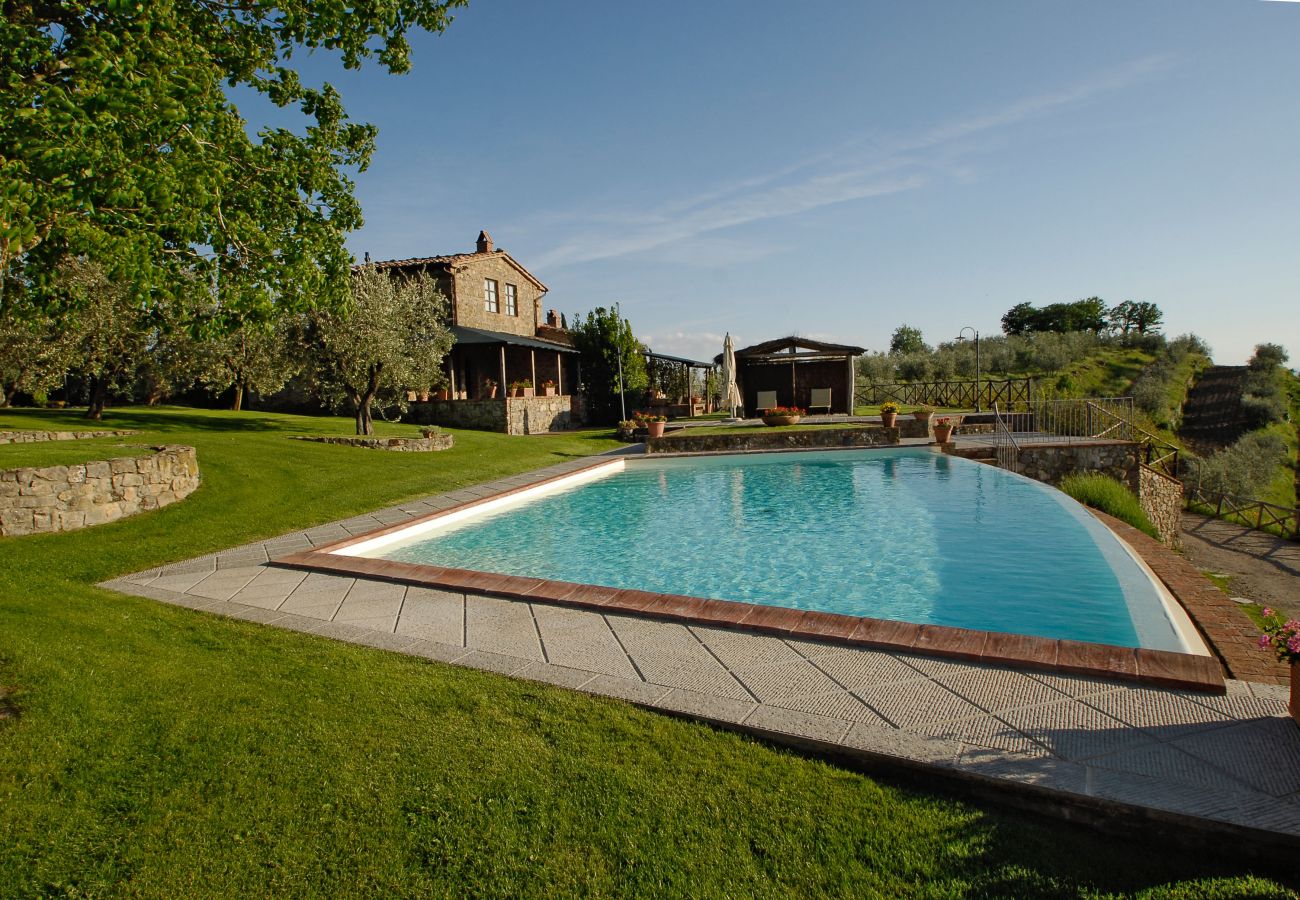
left=546, top=308, right=559, bottom=328
left=476, top=230, right=493, bottom=253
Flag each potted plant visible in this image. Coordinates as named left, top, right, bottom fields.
left=913, top=404, right=935, bottom=422
left=762, top=405, right=805, bottom=427
left=638, top=413, right=667, bottom=438
left=541, top=378, right=557, bottom=397
left=485, top=379, right=498, bottom=399
left=509, top=379, right=534, bottom=398
left=434, top=388, right=450, bottom=401
left=879, top=401, right=899, bottom=427
left=932, top=415, right=959, bottom=442
left=1258, top=608, right=1300, bottom=726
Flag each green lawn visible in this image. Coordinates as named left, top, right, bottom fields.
left=0, top=406, right=1292, bottom=896
left=0, top=436, right=153, bottom=470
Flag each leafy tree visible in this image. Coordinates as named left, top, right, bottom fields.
left=1241, top=343, right=1290, bottom=428
left=1001, top=302, right=1037, bottom=336
left=195, top=314, right=299, bottom=411
left=0, top=299, right=75, bottom=406
left=569, top=307, right=647, bottom=424
left=1109, top=300, right=1164, bottom=337
left=57, top=261, right=152, bottom=419
left=1, top=1, right=466, bottom=321
left=889, top=324, right=928, bottom=355
left=308, top=267, right=452, bottom=435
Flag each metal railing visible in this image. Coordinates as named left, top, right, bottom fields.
left=991, top=402, right=1021, bottom=473
left=855, top=378, right=1033, bottom=410
left=989, top=397, right=1182, bottom=479
left=1184, top=486, right=1300, bottom=540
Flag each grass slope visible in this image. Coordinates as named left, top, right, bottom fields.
left=0, top=407, right=1292, bottom=896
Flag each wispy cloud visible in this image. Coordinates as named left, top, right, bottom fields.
left=532, top=55, right=1171, bottom=269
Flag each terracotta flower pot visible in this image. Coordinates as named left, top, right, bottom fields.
left=542, top=386, right=557, bottom=397
left=762, top=415, right=801, bottom=427
left=647, top=421, right=666, bottom=438
left=933, top=424, right=955, bottom=442
left=913, top=411, right=932, bottom=421
left=880, top=411, right=897, bottom=427
left=435, top=389, right=449, bottom=401
left=488, top=387, right=498, bottom=399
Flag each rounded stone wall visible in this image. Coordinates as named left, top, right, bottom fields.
left=0, top=445, right=200, bottom=537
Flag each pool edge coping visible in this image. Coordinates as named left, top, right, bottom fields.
left=267, top=452, right=1228, bottom=694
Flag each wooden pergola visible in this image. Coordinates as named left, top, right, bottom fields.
left=643, top=350, right=715, bottom=417
left=720, top=336, right=864, bottom=416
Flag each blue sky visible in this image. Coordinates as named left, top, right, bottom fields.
left=279, top=1, right=1299, bottom=365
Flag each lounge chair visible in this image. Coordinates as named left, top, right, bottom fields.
left=808, top=388, right=832, bottom=414
left=755, top=390, right=778, bottom=414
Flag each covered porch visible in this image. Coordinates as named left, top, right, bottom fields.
left=442, top=325, right=579, bottom=400
left=725, top=336, right=864, bottom=416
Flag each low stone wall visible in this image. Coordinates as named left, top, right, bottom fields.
left=0, top=445, right=200, bottom=536
left=290, top=431, right=453, bottom=452
left=411, top=396, right=576, bottom=435
left=646, top=426, right=899, bottom=454
left=1010, top=441, right=1140, bottom=489
left=0, top=429, right=136, bottom=444
left=1139, top=464, right=1183, bottom=548
left=896, top=417, right=930, bottom=439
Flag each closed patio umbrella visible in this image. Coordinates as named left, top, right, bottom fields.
left=720, top=333, right=743, bottom=419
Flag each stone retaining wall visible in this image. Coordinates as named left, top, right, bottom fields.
left=290, top=431, right=453, bottom=452
left=0, top=429, right=136, bottom=444
left=1011, top=441, right=1140, bottom=489
left=1139, top=463, right=1183, bottom=548
left=0, top=445, right=200, bottom=536
left=411, top=396, right=576, bottom=435
left=646, top=426, right=899, bottom=454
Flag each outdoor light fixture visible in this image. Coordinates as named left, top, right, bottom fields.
left=957, top=326, right=981, bottom=412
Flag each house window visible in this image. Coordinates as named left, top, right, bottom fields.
left=505, top=284, right=517, bottom=316
left=484, top=279, right=499, bottom=313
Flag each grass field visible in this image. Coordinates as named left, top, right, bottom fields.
left=0, top=406, right=1293, bottom=896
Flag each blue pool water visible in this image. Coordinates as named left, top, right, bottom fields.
left=375, top=449, right=1186, bottom=651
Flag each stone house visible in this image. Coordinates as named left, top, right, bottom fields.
left=367, top=231, right=580, bottom=434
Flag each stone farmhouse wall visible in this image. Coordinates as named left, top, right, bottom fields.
left=443, top=253, right=544, bottom=337
left=0, top=429, right=136, bottom=444
left=0, top=445, right=200, bottom=537
left=1138, top=464, right=1184, bottom=548
left=412, top=396, right=573, bottom=435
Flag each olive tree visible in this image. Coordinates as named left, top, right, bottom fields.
left=2, top=1, right=466, bottom=321
left=195, top=315, right=299, bottom=411
left=309, top=267, right=452, bottom=435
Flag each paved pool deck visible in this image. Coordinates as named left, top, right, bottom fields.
left=102, top=447, right=1300, bottom=851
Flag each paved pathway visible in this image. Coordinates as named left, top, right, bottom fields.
left=1180, top=510, right=1300, bottom=620
left=103, top=453, right=1300, bottom=848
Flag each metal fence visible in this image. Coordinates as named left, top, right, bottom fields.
left=989, top=397, right=1181, bottom=479
left=855, top=378, right=1033, bottom=410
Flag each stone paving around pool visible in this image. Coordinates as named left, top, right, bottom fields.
left=102, top=452, right=1300, bottom=849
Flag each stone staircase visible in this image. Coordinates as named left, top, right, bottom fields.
left=1178, top=365, right=1250, bottom=448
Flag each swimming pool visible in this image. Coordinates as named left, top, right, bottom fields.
left=341, top=448, right=1199, bottom=653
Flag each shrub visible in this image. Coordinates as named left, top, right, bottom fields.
left=1186, top=431, right=1288, bottom=498
left=1059, top=473, right=1159, bottom=539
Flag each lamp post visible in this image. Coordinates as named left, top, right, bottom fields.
left=957, top=327, right=980, bottom=412
left=615, top=301, right=627, bottom=421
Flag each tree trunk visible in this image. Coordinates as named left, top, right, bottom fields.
left=231, top=381, right=244, bottom=411
left=85, top=376, right=106, bottom=421
left=354, top=363, right=384, bottom=435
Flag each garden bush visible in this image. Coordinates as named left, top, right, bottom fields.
left=1059, top=473, right=1159, bottom=538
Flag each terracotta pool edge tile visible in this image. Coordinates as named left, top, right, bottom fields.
left=912, top=624, right=989, bottom=662
left=1056, top=640, right=1139, bottom=680
left=1135, top=649, right=1226, bottom=694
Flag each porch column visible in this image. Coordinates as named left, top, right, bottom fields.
left=556, top=351, right=563, bottom=395
left=499, top=345, right=507, bottom=398
left=530, top=350, right=536, bottom=391
left=845, top=355, right=854, bottom=416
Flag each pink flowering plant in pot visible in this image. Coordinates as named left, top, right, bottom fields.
left=1258, top=607, right=1300, bottom=724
